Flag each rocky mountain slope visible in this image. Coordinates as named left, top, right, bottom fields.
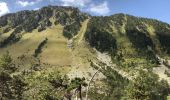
left=0, top=6, right=170, bottom=100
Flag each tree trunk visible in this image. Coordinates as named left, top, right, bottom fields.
left=75, top=91, right=78, bottom=100
left=79, top=85, right=82, bottom=100
left=85, top=67, right=101, bottom=100
left=64, top=91, right=72, bottom=100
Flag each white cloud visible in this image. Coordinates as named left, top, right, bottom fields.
left=59, top=0, right=91, bottom=7
left=17, top=0, right=42, bottom=7
left=0, top=2, right=10, bottom=16
left=17, top=1, right=35, bottom=7
left=88, top=1, right=110, bottom=15
left=52, top=0, right=111, bottom=15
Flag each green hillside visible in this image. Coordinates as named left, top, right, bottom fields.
left=0, top=6, right=170, bottom=100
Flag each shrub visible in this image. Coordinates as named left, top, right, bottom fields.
left=34, top=38, right=48, bottom=57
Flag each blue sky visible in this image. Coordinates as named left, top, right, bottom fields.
left=0, top=0, right=170, bottom=24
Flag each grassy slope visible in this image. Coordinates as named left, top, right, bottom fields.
left=68, top=19, right=105, bottom=80
left=0, top=18, right=106, bottom=99
left=0, top=13, right=170, bottom=99
left=0, top=18, right=103, bottom=80
left=0, top=16, right=168, bottom=81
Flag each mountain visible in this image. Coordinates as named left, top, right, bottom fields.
left=0, top=6, right=170, bottom=100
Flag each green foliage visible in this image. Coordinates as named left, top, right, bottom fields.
left=39, top=6, right=53, bottom=18
left=101, top=67, right=128, bottom=100
left=85, top=13, right=170, bottom=56
left=165, top=70, right=170, bottom=77
left=69, top=77, right=87, bottom=100
left=48, top=73, right=68, bottom=89
left=45, top=72, right=71, bottom=99
left=22, top=15, right=39, bottom=32
left=0, top=52, right=16, bottom=73
left=126, top=29, right=153, bottom=49
left=0, top=6, right=88, bottom=47
left=69, top=77, right=87, bottom=90
left=12, top=75, right=28, bottom=100
left=48, top=73, right=87, bottom=100
left=63, top=22, right=81, bottom=39
left=90, top=63, right=129, bottom=100
left=88, top=88, right=105, bottom=100
left=90, top=62, right=170, bottom=100
left=0, top=28, right=22, bottom=48
left=34, top=38, right=48, bottom=57
left=127, top=15, right=170, bottom=54
left=0, top=53, right=27, bottom=100
left=0, top=6, right=170, bottom=100
left=0, top=16, right=8, bottom=27
left=125, top=70, right=170, bottom=100
left=2, top=27, right=10, bottom=33
left=158, top=34, right=170, bottom=54
left=85, top=14, right=168, bottom=74
left=55, top=11, right=70, bottom=26
left=0, top=71, right=13, bottom=99
left=85, top=27, right=117, bottom=52
left=54, top=7, right=88, bottom=39
left=0, top=72, right=28, bottom=100
left=38, top=19, right=52, bottom=32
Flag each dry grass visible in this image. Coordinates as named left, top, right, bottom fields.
left=0, top=29, right=14, bottom=42
left=0, top=19, right=102, bottom=81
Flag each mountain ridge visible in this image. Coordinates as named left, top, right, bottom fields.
left=0, top=5, right=170, bottom=100
left=0, top=6, right=170, bottom=54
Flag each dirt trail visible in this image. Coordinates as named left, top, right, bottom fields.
left=67, top=18, right=133, bottom=88
left=153, top=65, right=170, bottom=84
left=67, top=19, right=105, bottom=81
left=153, top=55, right=170, bottom=84
left=77, top=19, right=90, bottom=44
left=67, top=19, right=89, bottom=48
left=73, top=19, right=90, bottom=45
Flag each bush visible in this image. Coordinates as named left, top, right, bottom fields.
left=34, top=38, right=48, bottom=57
left=63, top=22, right=81, bottom=39
left=126, top=70, right=170, bottom=100
left=85, top=27, right=117, bottom=52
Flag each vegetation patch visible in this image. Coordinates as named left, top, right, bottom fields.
left=85, top=27, right=117, bottom=52
left=0, top=27, right=22, bottom=48
left=34, top=38, right=48, bottom=57
left=63, top=22, right=81, bottom=39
